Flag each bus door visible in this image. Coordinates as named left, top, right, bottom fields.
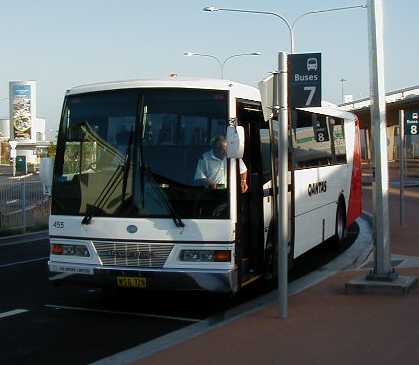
left=236, top=100, right=265, bottom=283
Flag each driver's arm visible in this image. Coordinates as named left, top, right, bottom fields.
left=239, top=159, right=248, bottom=193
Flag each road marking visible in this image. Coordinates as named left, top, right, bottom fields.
left=0, top=257, right=48, bottom=268
left=0, top=237, right=48, bottom=248
left=0, top=309, right=29, bottom=319
left=44, top=304, right=201, bottom=323
left=49, top=272, right=73, bottom=281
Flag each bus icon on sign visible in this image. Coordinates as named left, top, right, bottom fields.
left=412, top=112, right=418, bottom=120
left=307, top=58, right=318, bottom=71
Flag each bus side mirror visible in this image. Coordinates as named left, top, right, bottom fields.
left=226, top=125, right=244, bottom=159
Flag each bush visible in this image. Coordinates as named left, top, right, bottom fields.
left=27, top=163, right=36, bottom=173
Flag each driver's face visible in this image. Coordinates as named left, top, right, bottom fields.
left=214, top=141, right=227, bottom=159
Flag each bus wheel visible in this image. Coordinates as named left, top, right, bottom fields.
left=334, top=200, right=347, bottom=246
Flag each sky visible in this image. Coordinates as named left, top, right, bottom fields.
left=0, top=0, right=416, bottom=138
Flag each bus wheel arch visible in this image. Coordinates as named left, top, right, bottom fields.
left=264, top=222, right=294, bottom=277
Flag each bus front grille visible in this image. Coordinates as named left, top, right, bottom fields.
left=93, top=242, right=174, bottom=268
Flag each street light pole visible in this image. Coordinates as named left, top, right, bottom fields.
left=340, top=78, right=347, bottom=103
left=220, top=52, right=261, bottom=79
left=184, top=51, right=260, bottom=78
left=367, top=0, right=393, bottom=279
left=346, top=0, right=417, bottom=296
left=204, top=5, right=366, bottom=53
left=183, top=52, right=222, bottom=77
left=204, top=7, right=293, bottom=52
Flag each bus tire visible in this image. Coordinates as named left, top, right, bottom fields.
left=264, top=225, right=294, bottom=281
left=334, top=199, right=347, bottom=246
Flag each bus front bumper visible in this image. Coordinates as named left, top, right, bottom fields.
left=48, top=261, right=238, bottom=293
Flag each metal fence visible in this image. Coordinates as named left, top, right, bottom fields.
left=0, top=177, right=50, bottom=233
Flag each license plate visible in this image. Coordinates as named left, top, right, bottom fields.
left=116, top=276, right=147, bottom=289
left=50, top=264, right=94, bottom=275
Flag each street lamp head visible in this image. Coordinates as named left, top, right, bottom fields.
left=184, top=52, right=195, bottom=57
left=251, top=52, right=262, bottom=56
left=203, top=6, right=219, bottom=12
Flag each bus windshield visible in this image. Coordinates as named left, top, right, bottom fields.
left=51, top=88, right=230, bottom=219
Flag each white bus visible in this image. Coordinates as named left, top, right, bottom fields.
left=48, top=78, right=362, bottom=293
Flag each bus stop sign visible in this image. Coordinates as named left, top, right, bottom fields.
left=289, top=53, right=322, bottom=108
left=405, top=111, right=419, bottom=135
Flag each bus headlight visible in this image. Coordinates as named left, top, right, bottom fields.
left=51, top=244, right=90, bottom=257
left=180, top=250, right=231, bottom=262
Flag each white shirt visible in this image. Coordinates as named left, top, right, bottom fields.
left=194, top=151, right=247, bottom=186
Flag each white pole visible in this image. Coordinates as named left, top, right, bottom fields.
left=21, top=178, right=27, bottom=232
left=399, top=110, right=405, bottom=226
left=277, top=52, right=288, bottom=318
left=367, top=0, right=393, bottom=279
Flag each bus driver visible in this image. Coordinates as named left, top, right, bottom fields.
left=194, top=135, right=248, bottom=193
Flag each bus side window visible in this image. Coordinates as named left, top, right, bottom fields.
left=293, top=111, right=333, bottom=169
left=329, top=117, right=347, bottom=164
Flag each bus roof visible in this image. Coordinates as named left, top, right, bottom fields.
left=66, top=78, right=261, bottom=101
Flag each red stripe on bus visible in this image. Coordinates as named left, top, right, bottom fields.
left=347, top=118, right=363, bottom=226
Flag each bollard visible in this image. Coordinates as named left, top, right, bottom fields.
left=21, top=179, right=27, bottom=233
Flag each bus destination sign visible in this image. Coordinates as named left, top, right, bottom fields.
left=289, top=53, right=322, bottom=108
left=405, top=111, right=419, bottom=135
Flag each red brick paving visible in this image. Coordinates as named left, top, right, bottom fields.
left=133, top=163, right=419, bottom=365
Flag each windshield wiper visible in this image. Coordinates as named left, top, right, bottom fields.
left=143, top=167, right=185, bottom=228
left=81, top=127, right=134, bottom=225
left=81, top=164, right=124, bottom=225
left=81, top=204, right=99, bottom=225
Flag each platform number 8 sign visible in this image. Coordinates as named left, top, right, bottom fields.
left=406, top=112, right=419, bottom=136
left=313, top=120, right=329, bottom=142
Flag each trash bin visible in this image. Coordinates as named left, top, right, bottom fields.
left=16, top=155, right=27, bottom=175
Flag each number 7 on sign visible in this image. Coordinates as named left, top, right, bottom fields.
left=304, top=86, right=316, bottom=106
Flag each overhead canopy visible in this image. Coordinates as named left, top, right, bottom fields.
left=340, top=85, right=419, bottom=129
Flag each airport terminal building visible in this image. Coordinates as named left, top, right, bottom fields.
left=341, top=84, right=419, bottom=162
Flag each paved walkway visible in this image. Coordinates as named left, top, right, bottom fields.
left=132, top=163, right=419, bottom=365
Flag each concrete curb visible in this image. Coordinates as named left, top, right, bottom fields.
left=90, top=217, right=374, bottom=365
left=361, top=210, right=373, bottom=225
left=7, top=173, right=34, bottom=180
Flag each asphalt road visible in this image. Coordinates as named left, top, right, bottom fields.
left=0, top=224, right=358, bottom=365
left=0, top=165, right=41, bottom=183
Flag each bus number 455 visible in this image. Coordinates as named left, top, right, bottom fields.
left=52, top=221, right=64, bottom=229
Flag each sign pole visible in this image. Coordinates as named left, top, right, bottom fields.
left=399, top=109, right=405, bottom=226
left=277, top=52, right=288, bottom=319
